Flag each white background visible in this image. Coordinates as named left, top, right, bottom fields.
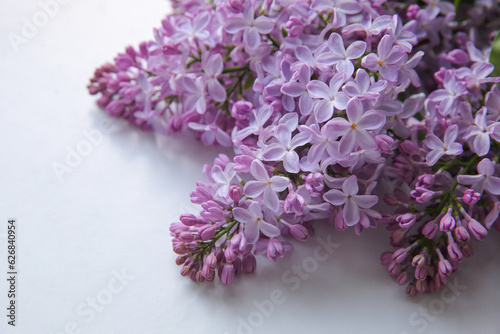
left=0, top=0, right=499, bottom=333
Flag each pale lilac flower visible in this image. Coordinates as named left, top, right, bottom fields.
left=281, top=64, right=313, bottom=115
left=233, top=202, right=281, bottom=244
left=344, top=69, right=387, bottom=100
left=211, top=163, right=236, bottom=197
left=425, top=124, right=463, bottom=166
left=244, top=159, right=289, bottom=211
left=225, top=1, right=275, bottom=50
left=292, top=45, right=329, bottom=71
left=463, top=107, right=500, bottom=156
left=171, top=12, right=210, bottom=43
left=188, top=122, right=232, bottom=147
left=323, top=175, right=378, bottom=226
left=317, top=33, right=366, bottom=76
left=307, top=73, right=349, bottom=123
left=202, top=54, right=226, bottom=102
left=233, top=105, right=273, bottom=141
left=387, top=15, right=417, bottom=52
left=458, top=158, right=500, bottom=195
left=466, top=41, right=490, bottom=63
left=326, top=98, right=386, bottom=155
left=311, top=0, right=362, bottom=28
left=183, top=76, right=206, bottom=114
left=261, top=124, right=311, bottom=173
left=427, top=71, right=467, bottom=116
left=342, top=15, right=393, bottom=42
left=300, top=123, right=345, bottom=164
left=397, top=51, right=424, bottom=87
left=362, top=35, right=406, bottom=82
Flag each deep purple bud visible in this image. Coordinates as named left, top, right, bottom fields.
left=384, top=193, right=398, bottom=206
left=180, top=213, right=198, bottom=226
left=242, top=254, right=257, bottom=273
left=399, top=140, right=419, bottom=154
left=439, top=209, right=456, bottom=232
left=176, top=255, right=187, bottom=266
left=446, top=49, right=469, bottom=65
left=454, top=225, right=470, bottom=242
left=447, top=243, right=463, bottom=262
left=221, top=263, right=235, bottom=285
left=229, top=184, right=243, bottom=202
left=393, top=248, right=409, bottom=263
left=231, top=101, right=253, bottom=120
left=376, top=134, right=395, bottom=154
left=199, top=224, right=216, bottom=241
left=422, top=221, right=438, bottom=239
left=289, top=224, right=309, bottom=241
left=415, top=265, right=428, bottom=280
left=380, top=252, right=393, bottom=265
left=396, top=272, right=410, bottom=286
left=179, top=232, right=194, bottom=243
left=406, top=283, right=418, bottom=296
left=412, top=254, right=425, bottom=267
left=438, top=259, right=453, bottom=276
left=462, top=189, right=481, bottom=205
left=180, top=264, right=192, bottom=277
left=467, top=219, right=488, bottom=241
left=173, top=242, right=187, bottom=255
left=388, top=261, right=402, bottom=277
left=416, top=174, right=435, bottom=187
left=397, top=213, right=416, bottom=229
left=415, top=279, right=428, bottom=292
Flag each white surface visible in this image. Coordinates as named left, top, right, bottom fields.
left=0, top=1, right=499, bottom=333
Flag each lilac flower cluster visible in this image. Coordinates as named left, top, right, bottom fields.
left=88, top=0, right=500, bottom=294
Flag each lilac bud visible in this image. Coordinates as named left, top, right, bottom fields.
left=180, top=264, right=192, bottom=277
left=162, top=43, right=181, bottom=55
left=438, top=259, right=453, bottom=276
left=447, top=243, right=463, bottom=262
left=375, top=134, right=395, bottom=154
left=229, top=184, right=243, bottom=202
left=392, top=248, right=409, bottom=263
left=173, top=242, right=187, bottom=255
left=106, top=100, right=126, bottom=117
left=334, top=212, right=348, bottom=231
left=467, top=219, right=488, bottom=241
left=168, top=114, right=183, bottom=133
left=175, top=255, right=187, bottom=266
left=379, top=252, right=392, bottom=266
left=228, top=0, right=244, bottom=13
left=454, top=225, right=470, bottom=242
left=446, top=49, right=469, bottom=65
left=267, top=238, right=284, bottom=262
left=397, top=213, right=416, bottom=229
left=415, top=265, right=428, bottom=280
left=439, top=209, right=456, bottom=232
left=233, top=257, right=242, bottom=275
left=462, top=189, right=481, bottom=205
left=199, top=225, right=216, bottom=241
left=422, top=221, right=438, bottom=239
left=412, top=254, right=425, bottom=267
left=178, top=232, right=194, bottom=243
left=285, top=16, right=304, bottom=38
left=206, top=253, right=218, bottom=269
left=220, top=263, right=235, bottom=285
left=388, top=261, right=402, bottom=277
left=406, top=283, right=418, bottom=296
left=180, top=213, right=198, bottom=226
left=396, top=272, right=410, bottom=286
left=289, top=224, right=309, bottom=241
left=390, top=229, right=405, bottom=246
left=461, top=244, right=474, bottom=257
left=416, top=174, right=435, bottom=187
left=224, top=247, right=238, bottom=263
left=305, top=173, right=324, bottom=191
left=231, top=101, right=253, bottom=120
left=242, top=254, right=257, bottom=273
left=415, top=279, right=428, bottom=292
left=189, top=269, right=198, bottom=281
left=384, top=193, right=398, bottom=206
left=399, top=140, right=419, bottom=154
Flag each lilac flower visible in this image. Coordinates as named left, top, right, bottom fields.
left=387, top=15, right=417, bottom=52
left=311, top=0, right=362, bottom=28
left=183, top=76, right=206, bottom=114
left=301, top=123, right=345, bottom=164
left=425, top=125, right=463, bottom=166
left=202, top=54, right=226, bottom=102
left=323, top=175, right=378, bottom=226
left=397, top=51, right=424, bottom=87
left=458, top=158, right=500, bottom=195
left=233, top=202, right=281, bottom=244
left=211, top=163, right=236, bottom=197
left=188, top=122, right=232, bottom=147
left=292, top=45, right=329, bottom=71
left=362, top=35, right=406, bottom=82
left=281, top=64, right=313, bottom=115
left=171, top=12, right=210, bottom=43
left=243, top=159, right=289, bottom=212
left=261, top=124, right=311, bottom=173
left=427, top=71, right=468, bottom=116
left=307, top=73, right=349, bottom=123
left=316, top=33, right=367, bottom=76
left=326, top=98, right=386, bottom=155
left=344, top=69, right=387, bottom=100
left=225, top=2, right=275, bottom=50
left=233, top=105, right=273, bottom=141
left=463, top=107, right=500, bottom=156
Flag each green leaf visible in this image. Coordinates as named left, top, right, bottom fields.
left=490, top=30, right=500, bottom=77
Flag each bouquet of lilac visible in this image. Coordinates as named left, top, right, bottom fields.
left=88, top=0, right=500, bottom=295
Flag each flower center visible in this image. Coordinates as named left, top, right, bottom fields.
left=351, top=123, right=357, bottom=129
left=377, top=60, right=383, bottom=66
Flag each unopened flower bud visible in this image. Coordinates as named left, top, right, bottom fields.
left=180, top=213, right=198, bottom=226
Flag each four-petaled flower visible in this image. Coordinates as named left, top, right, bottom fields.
left=323, top=175, right=378, bottom=226
left=233, top=202, right=281, bottom=244
left=307, top=73, right=349, bottom=123
left=425, top=124, right=463, bottom=166
left=362, top=34, right=406, bottom=82
left=244, top=159, right=290, bottom=212
left=202, top=54, right=227, bottom=102
left=317, top=33, right=366, bottom=77
left=458, top=158, right=500, bottom=195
